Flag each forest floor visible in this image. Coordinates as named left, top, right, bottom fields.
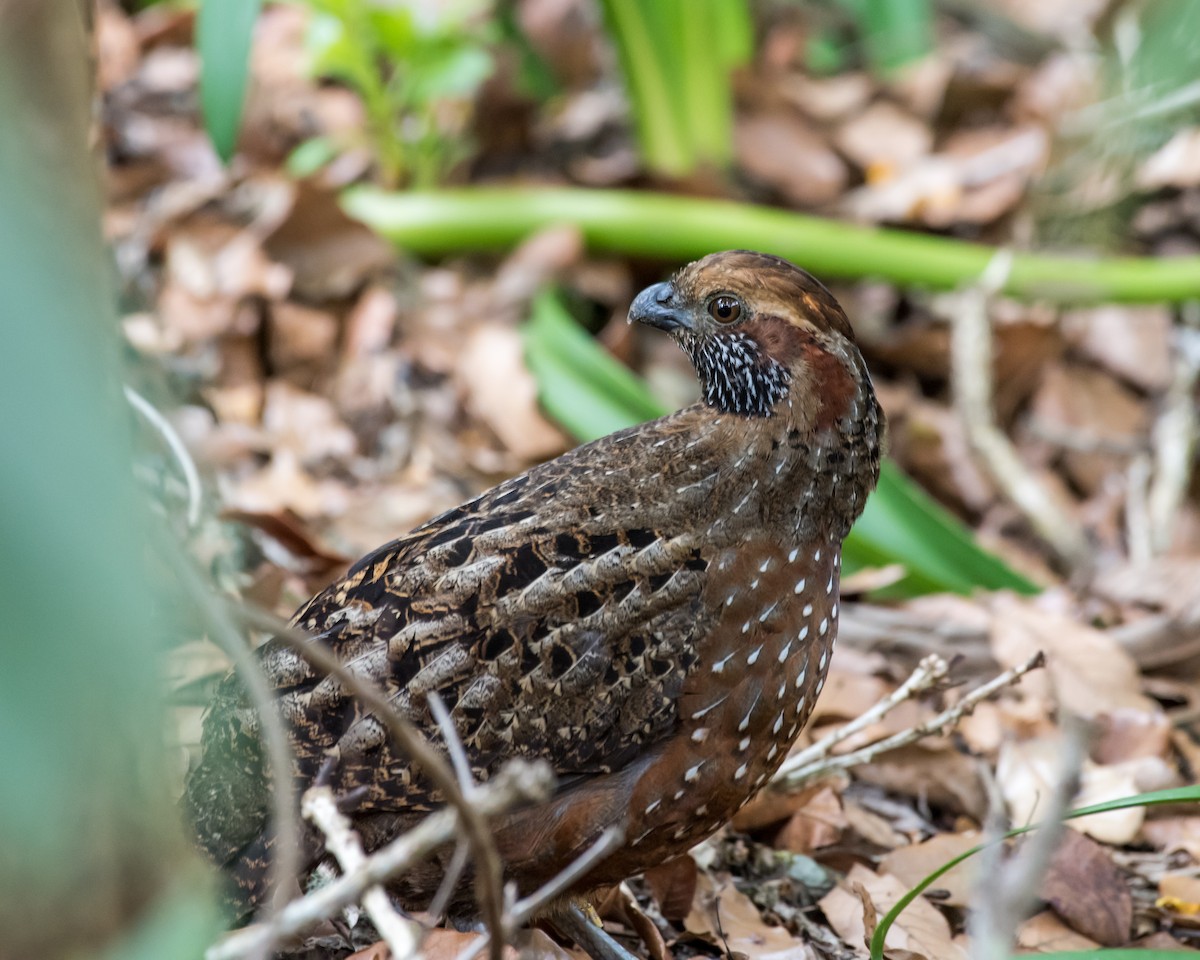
left=99, top=1, right=1200, bottom=957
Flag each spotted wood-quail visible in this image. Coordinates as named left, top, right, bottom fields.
left=185, top=250, right=883, bottom=935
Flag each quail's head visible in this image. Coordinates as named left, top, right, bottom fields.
left=629, top=250, right=872, bottom=430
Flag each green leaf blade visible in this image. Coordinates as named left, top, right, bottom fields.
left=197, top=0, right=263, bottom=162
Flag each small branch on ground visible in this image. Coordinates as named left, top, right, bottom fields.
left=125, top=384, right=203, bottom=529
left=208, top=760, right=556, bottom=960
left=775, top=654, right=951, bottom=781
left=453, top=826, right=627, bottom=960
left=945, top=251, right=1092, bottom=570
left=968, top=717, right=1088, bottom=960
left=302, top=785, right=424, bottom=960
left=773, top=652, right=1044, bottom=789
left=1146, top=303, right=1200, bottom=556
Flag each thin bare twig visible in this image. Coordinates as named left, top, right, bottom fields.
left=453, top=826, right=627, bottom=960
left=774, top=654, right=950, bottom=782
left=425, top=691, right=484, bottom=925
left=236, top=603, right=513, bottom=960
left=774, top=652, right=1045, bottom=789
left=1146, top=304, right=1200, bottom=555
left=945, top=251, right=1091, bottom=570
left=208, top=761, right=555, bottom=960
left=124, top=384, right=203, bottom=529
left=968, top=718, right=1088, bottom=960
left=303, top=785, right=423, bottom=960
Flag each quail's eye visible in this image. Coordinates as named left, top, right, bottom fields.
left=708, top=296, right=742, bottom=323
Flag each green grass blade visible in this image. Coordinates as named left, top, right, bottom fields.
left=861, top=0, right=933, bottom=73
left=870, top=785, right=1200, bottom=960
left=197, top=0, right=262, bottom=162
left=597, top=0, right=694, bottom=175
left=1034, top=953, right=1198, bottom=959
left=524, top=290, right=667, bottom=440
left=523, top=291, right=1036, bottom=597
left=850, top=465, right=1039, bottom=597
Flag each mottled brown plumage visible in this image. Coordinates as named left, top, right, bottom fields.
left=185, top=250, right=883, bottom=924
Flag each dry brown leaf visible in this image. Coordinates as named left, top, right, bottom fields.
left=263, top=180, right=394, bottom=300
left=851, top=742, right=987, bottom=821
left=643, top=855, right=698, bottom=923
left=1039, top=828, right=1132, bottom=945
left=1028, top=365, right=1148, bottom=496
left=685, top=871, right=815, bottom=960
left=834, top=101, right=932, bottom=174
left=776, top=786, right=846, bottom=854
left=879, top=831, right=981, bottom=908
left=226, top=449, right=351, bottom=519
left=1160, top=874, right=1200, bottom=917
left=596, top=882, right=671, bottom=960
left=457, top=324, right=569, bottom=462
left=221, top=507, right=351, bottom=576
left=1016, top=910, right=1102, bottom=953
left=780, top=72, right=873, bottom=123
left=735, top=110, right=848, bottom=207
left=732, top=783, right=827, bottom=833
left=1064, top=304, right=1173, bottom=392
left=989, top=594, right=1156, bottom=717
left=818, top=863, right=967, bottom=960
left=807, top=668, right=891, bottom=726
left=996, top=738, right=1152, bottom=845
left=260, top=381, right=358, bottom=464
left=267, top=300, right=339, bottom=373
left=842, top=797, right=908, bottom=848
left=1093, top=707, right=1172, bottom=765
left=1142, top=816, right=1200, bottom=860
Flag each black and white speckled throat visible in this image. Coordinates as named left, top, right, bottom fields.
left=679, top=330, right=792, bottom=418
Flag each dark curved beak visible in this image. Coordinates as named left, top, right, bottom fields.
left=628, top=282, right=692, bottom=333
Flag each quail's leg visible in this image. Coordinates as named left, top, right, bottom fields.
left=552, top=900, right=642, bottom=960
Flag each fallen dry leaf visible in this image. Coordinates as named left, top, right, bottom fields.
left=1092, top=707, right=1172, bottom=764
left=457, top=324, right=569, bottom=462
left=1159, top=874, right=1200, bottom=918
left=643, top=855, right=697, bottom=923
left=879, top=831, right=981, bottom=908
left=686, top=871, right=815, bottom=960
left=1141, top=816, right=1200, bottom=860
left=735, top=109, right=848, bottom=207
left=834, top=100, right=932, bottom=174
left=1038, top=828, right=1132, bottom=945
left=996, top=737, right=1153, bottom=845
left=819, top=863, right=967, bottom=960
left=989, top=594, right=1157, bottom=718
left=775, top=786, right=846, bottom=854
left=1064, top=304, right=1173, bottom=393
left=1027, top=364, right=1148, bottom=496
left=1016, top=910, right=1102, bottom=953
left=263, top=180, right=394, bottom=300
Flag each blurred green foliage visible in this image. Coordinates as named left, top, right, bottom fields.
left=299, top=0, right=495, bottom=186
left=802, top=0, right=933, bottom=76
left=524, top=291, right=1038, bottom=598
left=0, top=3, right=220, bottom=956
left=598, top=0, right=752, bottom=176
left=198, top=0, right=262, bottom=161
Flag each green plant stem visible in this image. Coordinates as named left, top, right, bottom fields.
left=869, top=784, right=1200, bottom=960
left=597, top=0, right=693, bottom=175
left=344, top=186, right=1200, bottom=304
